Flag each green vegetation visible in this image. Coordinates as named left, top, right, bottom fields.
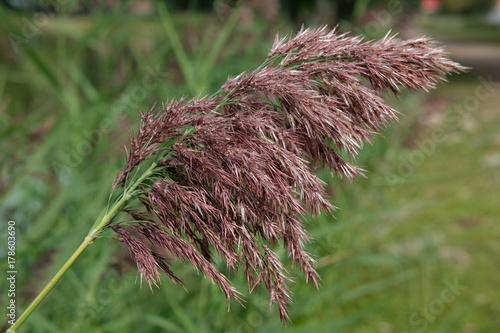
left=417, top=14, right=500, bottom=42
left=1, top=3, right=498, bottom=332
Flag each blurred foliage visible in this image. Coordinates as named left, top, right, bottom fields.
left=1, top=1, right=499, bottom=332
left=441, top=0, right=495, bottom=13
left=416, top=13, right=500, bottom=42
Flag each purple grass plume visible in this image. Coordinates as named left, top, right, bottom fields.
left=109, top=27, right=465, bottom=321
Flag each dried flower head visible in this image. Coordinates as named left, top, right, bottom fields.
left=108, top=27, right=465, bottom=321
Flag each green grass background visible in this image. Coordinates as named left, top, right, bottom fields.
left=1, top=2, right=499, bottom=332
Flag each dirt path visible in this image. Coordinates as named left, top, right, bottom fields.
left=404, top=26, right=500, bottom=81
left=445, top=41, right=500, bottom=81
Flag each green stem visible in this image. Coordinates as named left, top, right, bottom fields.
left=8, top=162, right=158, bottom=332
left=8, top=237, right=91, bottom=332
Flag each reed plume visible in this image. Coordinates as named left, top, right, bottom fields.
left=106, top=27, right=465, bottom=321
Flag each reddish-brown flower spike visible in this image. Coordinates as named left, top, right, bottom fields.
left=110, top=26, right=465, bottom=321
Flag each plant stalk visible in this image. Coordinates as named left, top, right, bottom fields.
left=8, top=162, right=158, bottom=332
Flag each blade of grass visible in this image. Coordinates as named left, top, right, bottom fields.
left=68, top=0, right=131, bottom=58
left=145, top=314, right=184, bottom=333
left=339, top=269, right=417, bottom=303
left=164, top=291, right=200, bottom=333
left=21, top=45, right=61, bottom=91
left=67, top=61, right=99, bottom=102
left=157, top=3, right=199, bottom=95
left=198, top=4, right=243, bottom=87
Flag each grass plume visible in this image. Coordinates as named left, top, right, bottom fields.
left=110, top=27, right=465, bottom=321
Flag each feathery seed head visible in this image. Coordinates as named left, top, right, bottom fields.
left=110, top=27, right=465, bottom=321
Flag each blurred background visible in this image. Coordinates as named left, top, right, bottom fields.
left=1, top=0, right=499, bottom=332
